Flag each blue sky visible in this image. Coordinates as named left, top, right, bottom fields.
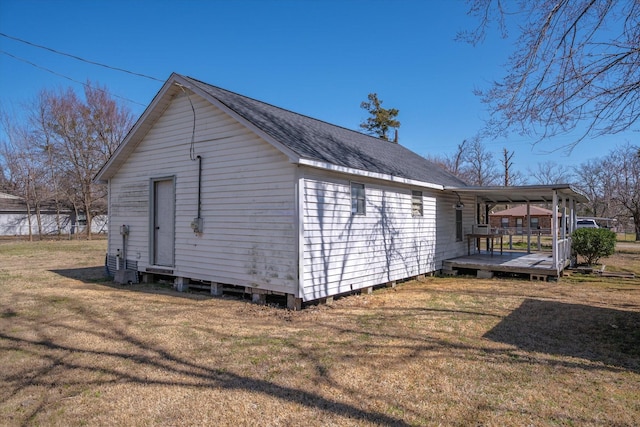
left=0, top=0, right=635, bottom=177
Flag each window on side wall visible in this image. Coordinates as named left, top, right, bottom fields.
left=412, top=190, right=423, bottom=217
left=530, top=217, right=539, bottom=229
left=351, top=182, right=366, bottom=215
left=455, top=209, right=463, bottom=241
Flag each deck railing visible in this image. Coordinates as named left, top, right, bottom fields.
left=556, top=237, right=572, bottom=273
left=487, top=227, right=553, bottom=251
left=495, top=226, right=553, bottom=236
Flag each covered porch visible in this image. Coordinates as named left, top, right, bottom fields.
left=443, top=251, right=562, bottom=281
left=444, top=184, right=589, bottom=280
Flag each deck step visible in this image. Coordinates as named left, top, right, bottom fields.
left=598, top=271, right=636, bottom=279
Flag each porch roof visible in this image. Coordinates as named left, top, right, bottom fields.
left=444, top=184, right=589, bottom=204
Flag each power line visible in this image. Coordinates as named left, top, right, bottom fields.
left=0, top=32, right=163, bottom=82
left=0, top=50, right=147, bottom=106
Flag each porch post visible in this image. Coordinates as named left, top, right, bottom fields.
left=526, top=202, right=531, bottom=254
left=485, top=203, right=490, bottom=252
left=476, top=200, right=481, bottom=254
left=567, top=198, right=573, bottom=236
left=552, top=190, right=558, bottom=271
left=569, top=197, right=575, bottom=260
left=562, top=197, right=567, bottom=240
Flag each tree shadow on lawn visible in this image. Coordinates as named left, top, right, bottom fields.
left=3, top=289, right=638, bottom=425
left=484, top=298, right=640, bottom=373
left=1, top=304, right=413, bottom=426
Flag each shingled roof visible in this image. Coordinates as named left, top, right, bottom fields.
left=96, top=73, right=468, bottom=188
left=182, top=75, right=467, bottom=187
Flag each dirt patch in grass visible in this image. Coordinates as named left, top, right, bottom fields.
left=1, top=240, right=639, bottom=426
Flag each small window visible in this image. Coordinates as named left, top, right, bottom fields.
left=412, top=190, right=423, bottom=217
left=501, top=217, right=509, bottom=229
left=455, top=209, right=463, bottom=242
left=351, top=183, right=366, bottom=215
left=530, top=217, right=539, bottom=229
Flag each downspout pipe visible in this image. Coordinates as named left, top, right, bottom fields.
left=122, top=232, right=127, bottom=269
left=197, top=155, right=202, bottom=219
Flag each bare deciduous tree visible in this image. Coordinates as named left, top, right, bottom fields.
left=426, top=140, right=468, bottom=177
left=0, top=84, right=135, bottom=239
left=500, top=147, right=525, bottom=186
left=26, top=92, right=66, bottom=234
left=573, top=159, right=612, bottom=219
left=527, top=160, right=574, bottom=185
left=605, top=143, right=640, bottom=240
left=426, top=138, right=500, bottom=186
left=461, top=0, right=640, bottom=148
left=40, top=83, right=134, bottom=238
left=0, top=110, right=51, bottom=239
left=460, top=137, right=501, bottom=186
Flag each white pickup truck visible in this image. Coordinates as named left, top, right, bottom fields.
left=576, top=219, right=599, bottom=229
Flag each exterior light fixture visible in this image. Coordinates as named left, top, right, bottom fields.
left=453, top=192, right=464, bottom=210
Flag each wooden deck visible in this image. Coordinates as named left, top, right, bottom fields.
left=443, top=250, right=569, bottom=280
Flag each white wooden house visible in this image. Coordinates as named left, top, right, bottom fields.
left=0, top=192, right=107, bottom=236
left=95, top=73, right=537, bottom=308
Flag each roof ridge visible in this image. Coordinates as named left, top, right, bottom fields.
left=175, top=74, right=468, bottom=188
left=181, top=74, right=394, bottom=145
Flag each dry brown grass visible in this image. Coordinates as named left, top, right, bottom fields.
left=1, top=240, right=639, bottom=426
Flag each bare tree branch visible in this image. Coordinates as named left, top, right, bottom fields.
left=462, top=0, right=639, bottom=149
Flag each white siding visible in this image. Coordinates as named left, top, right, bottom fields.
left=108, top=91, right=298, bottom=294
left=0, top=214, right=107, bottom=236
left=433, top=193, right=475, bottom=267
left=301, top=171, right=441, bottom=301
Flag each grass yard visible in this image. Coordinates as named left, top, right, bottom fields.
left=1, top=240, right=639, bottom=426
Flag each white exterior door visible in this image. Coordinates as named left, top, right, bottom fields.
left=152, top=178, right=175, bottom=266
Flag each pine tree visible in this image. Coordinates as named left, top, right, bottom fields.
left=359, top=93, right=400, bottom=142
